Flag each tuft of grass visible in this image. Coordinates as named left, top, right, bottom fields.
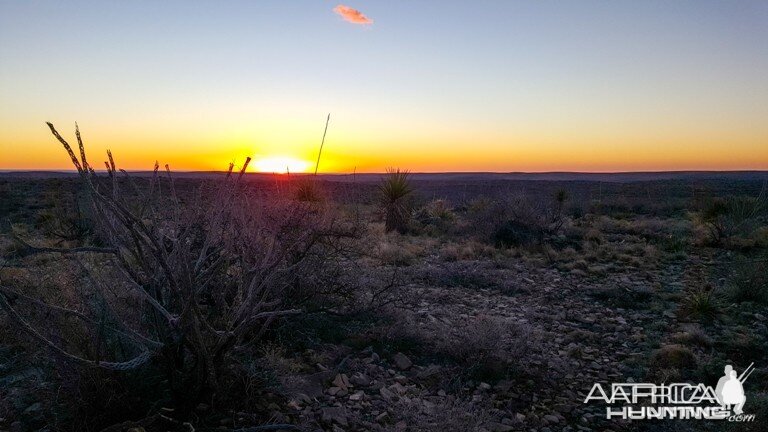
left=649, top=344, right=697, bottom=370
left=726, top=258, right=768, bottom=304
left=682, top=287, right=721, bottom=321
left=294, top=178, right=323, bottom=202
left=379, top=168, right=413, bottom=233
left=377, top=240, right=416, bottom=266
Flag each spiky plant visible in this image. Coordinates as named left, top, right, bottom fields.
left=379, top=168, right=413, bottom=233
left=683, top=287, right=721, bottom=321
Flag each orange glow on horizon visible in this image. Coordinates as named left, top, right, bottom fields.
left=252, top=156, right=311, bottom=173
left=1, top=120, right=767, bottom=174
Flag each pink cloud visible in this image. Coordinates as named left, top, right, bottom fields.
left=333, top=4, right=373, bottom=25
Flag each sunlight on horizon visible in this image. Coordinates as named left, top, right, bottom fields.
left=253, top=156, right=311, bottom=174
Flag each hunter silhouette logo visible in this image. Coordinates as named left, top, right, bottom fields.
left=584, top=362, right=756, bottom=421
left=715, top=363, right=754, bottom=415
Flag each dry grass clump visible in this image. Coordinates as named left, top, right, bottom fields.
left=258, top=342, right=305, bottom=375
left=374, top=234, right=434, bottom=266
left=582, top=228, right=604, bottom=244
left=440, top=240, right=496, bottom=262
left=435, top=315, right=536, bottom=379
left=293, top=177, right=324, bottom=202
left=377, top=240, right=417, bottom=266
left=649, top=344, right=697, bottom=370
left=390, top=397, right=493, bottom=432
left=380, top=310, right=536, bottom=382
left=726, top=258, right=768, bottom=304
left=670, top=328, right=713, bottom=348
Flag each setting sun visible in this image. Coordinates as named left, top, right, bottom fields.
left=253, top=156, right=311, bottom=173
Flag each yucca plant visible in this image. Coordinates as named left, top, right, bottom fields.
left=379, top=168, right=413, bottom=233
left=683, top=287, right=721, bottom=321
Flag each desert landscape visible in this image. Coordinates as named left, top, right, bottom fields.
left=0, top=124, right=766, bottom=431
left=2, top=2, right=767, bottom=431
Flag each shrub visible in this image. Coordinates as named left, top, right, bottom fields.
left=726, top=258, right=768, bottom=304
left=0, top=123, right=350, bottom=419
left=436, top=315, right=535, bottom=380
left=649, top=344, right=697, bottom=370
left=700, top=188, right=767, bottom=245
left=493, top=219, right=541, bottom=247
left=468, top=192, right=570, bottom=248
left=379, top=168, right=413, bottom=233
left=413, top=198, right=455, bottom=234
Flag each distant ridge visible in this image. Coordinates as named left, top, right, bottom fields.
left=1, top=170, right=767, bottom=183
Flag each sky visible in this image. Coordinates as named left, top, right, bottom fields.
left=1, top=0, right=767, bottom=173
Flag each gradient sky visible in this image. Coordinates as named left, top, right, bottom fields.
left=1, top=1, right=767, bottom=172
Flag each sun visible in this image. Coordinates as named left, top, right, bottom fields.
left=253, top=156, right=311, bottom=173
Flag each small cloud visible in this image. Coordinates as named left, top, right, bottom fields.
left=333, top=4, right=373, bottom=25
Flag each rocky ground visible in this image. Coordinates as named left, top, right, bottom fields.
left=242, top=246, right=767, bottom=432
left=1, top=177, right=767, bottom=432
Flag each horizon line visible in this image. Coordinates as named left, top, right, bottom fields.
left=2, top=169, right=768, bottom=175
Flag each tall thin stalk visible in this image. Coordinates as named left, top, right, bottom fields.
left=314, top=113, right=330, bottom=175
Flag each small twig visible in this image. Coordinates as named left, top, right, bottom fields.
left=12, top=233, right=117, bottom=255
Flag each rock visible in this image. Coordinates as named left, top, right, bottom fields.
left=24, top=402, right=42, bottom=414
left=375, top=412, right=389, bottom=423
left=478, top=382, right=491, bottom=391
left=416, top=364, right=442, bottom=379
left=321, top=407, right=349, bottom=427
left=392, top=352, right=413, bottom=370
left=379, top=386, right=396, bottom=401
left=389, top=382, right=407, bottom=395
left=296, top=393, right=312, bottom=404
left=489, top=422, right=515, bottom=432
left=544, top=414, right=560, bottom=424
left=332, top=373, right=350, bottom=390
left=351, top=373, right=371, bottom=387
left=349, top=391, right=365, bottom=401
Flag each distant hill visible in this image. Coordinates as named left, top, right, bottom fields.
left=2, top=170, right=767, bottom=183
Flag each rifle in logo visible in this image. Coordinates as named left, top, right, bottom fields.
left=715, top=362, right=754, bottom=415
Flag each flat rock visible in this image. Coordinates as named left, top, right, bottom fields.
left=392, top=352, right=413, bottom=370
left=321, top=407, right=349, bottom=426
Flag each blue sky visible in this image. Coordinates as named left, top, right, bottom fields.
left=1, top=1, right=767, bottom=171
